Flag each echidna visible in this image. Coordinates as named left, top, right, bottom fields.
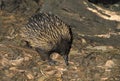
left=20, top=12, right=73, bottom=65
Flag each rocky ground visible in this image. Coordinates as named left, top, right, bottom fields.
left=0, top=0, right=120, bottom=81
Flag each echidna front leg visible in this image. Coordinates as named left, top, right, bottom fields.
left=63, top=54, right=69, bottom=66
left=61, top=49, right=70, bottom=66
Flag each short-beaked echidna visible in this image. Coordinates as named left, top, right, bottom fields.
left=20, top=12, right=73, bottom=65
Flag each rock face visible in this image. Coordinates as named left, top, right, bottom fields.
left=40, top=0, right=117, bottom=34
left=0, top=0, right=39, bottom=13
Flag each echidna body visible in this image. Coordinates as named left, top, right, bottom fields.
left=20, top=12, right=72, bottom=65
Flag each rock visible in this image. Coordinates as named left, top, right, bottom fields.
left=104, top=60, right=115, bottom=68
left=86, top=46, right=114, bottom=51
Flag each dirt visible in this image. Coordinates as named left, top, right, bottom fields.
left=0, top=0, right=120, bottom=81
